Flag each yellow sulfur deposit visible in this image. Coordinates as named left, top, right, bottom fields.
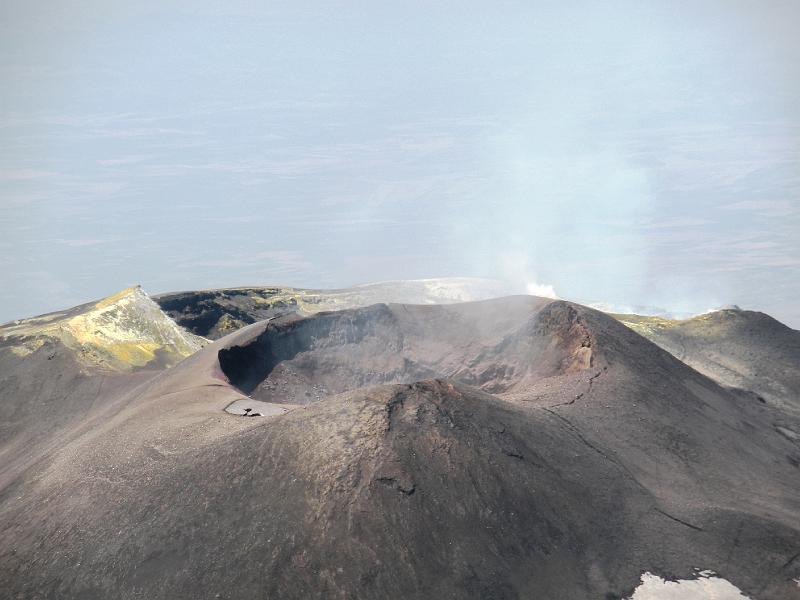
left=0, top=286, right=205, bottom=371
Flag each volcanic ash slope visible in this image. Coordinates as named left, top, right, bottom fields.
left=0, top=286, right=205, bottom=491
left=0, top=296, right=798, bottom=599
left=614, top=308, right=800, bottom=417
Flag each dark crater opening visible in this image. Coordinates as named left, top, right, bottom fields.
left=217, top=299, right=594, bottom=405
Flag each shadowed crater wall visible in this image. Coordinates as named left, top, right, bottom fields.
left=218, top=298, right=595, bottom=404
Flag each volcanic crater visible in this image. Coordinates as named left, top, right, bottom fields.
left=2, top=287, right=799, bottom=599
left=217, top=296, right=595, bottom=405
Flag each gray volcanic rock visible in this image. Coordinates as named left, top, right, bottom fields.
left=216, top=296, right=586, bottom=404
left=614, top=309, right=800, bottom=415
left=154, top=278, right=516, bottom=339
left=0, top=296, right=798, bottom=599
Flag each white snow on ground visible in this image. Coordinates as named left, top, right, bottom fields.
left=628, top=571, right=752, bottom=599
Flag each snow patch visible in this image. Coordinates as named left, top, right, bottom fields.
left=628, top=571, right=752, bottom=600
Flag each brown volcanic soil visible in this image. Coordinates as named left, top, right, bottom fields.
left=1, top=297, right=799, bottom=599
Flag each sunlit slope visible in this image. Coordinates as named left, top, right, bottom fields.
left=612, top=308, right=800, bottom=412
left=0, top=286, right=205, bottom=372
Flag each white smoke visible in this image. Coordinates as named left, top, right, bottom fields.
left=526, top=282, right=559, bottom=299
left=492, top=250, right=559, bottom=300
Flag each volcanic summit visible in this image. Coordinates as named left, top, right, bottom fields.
left=0, top=282, right=798, bottom=599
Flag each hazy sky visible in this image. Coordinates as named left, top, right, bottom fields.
left=2, top=1, right=799, bottom=326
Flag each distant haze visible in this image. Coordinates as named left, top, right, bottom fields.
left=1, top=1, right=799, bottom=327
